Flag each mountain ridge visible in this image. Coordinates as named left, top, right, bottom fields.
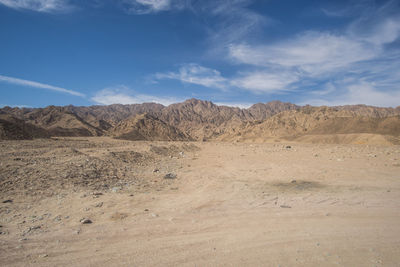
left=1, top=99, right=400, bottom=144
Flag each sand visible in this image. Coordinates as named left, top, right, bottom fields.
left=1, top=137, right=400, bottom=266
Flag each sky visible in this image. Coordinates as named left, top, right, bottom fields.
left=0, top=0, right=400, bottom=108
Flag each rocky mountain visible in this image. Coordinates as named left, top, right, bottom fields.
left=217, top=106, right=400, bottom=144
left=1, top=99, right=399, bottom=143
left=108, top=113, right=191, bottom=141
left=0, top=114, right=49, bottom=140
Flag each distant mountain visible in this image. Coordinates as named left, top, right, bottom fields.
left=108, top=113, right=191, bottom=141
left=0, top=114, right=49, bottom=140
left=1, top=99, right=399, bottom=144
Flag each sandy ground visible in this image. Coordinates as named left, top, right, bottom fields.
left=1, top=137, right=400, bottom=266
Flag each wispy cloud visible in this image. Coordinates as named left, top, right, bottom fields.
left=201, top=0, right=269, bottom=48
left=214, top=101, right=253, bottom=109
left=91, top=86, right=183, bottom=106
left=155, top=64, right=228, bottom=90
left=224, top=0, right=400, bottom=105
left=0, top=0, right=73, bottom=13
left=229, top=32, right=379, bottom=76
left=230, top=70, right=299, bottom=93
left=0, top=74, right=85, bottom=97
left=303, top=81, right=400, bottom=108
left=121, top=0, right=185, bottom=14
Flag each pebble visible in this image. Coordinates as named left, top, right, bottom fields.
left=111, top=187, right=121, bottom=193
left=80, top=218, right=92, bottom=224
left=94, top=202, right=103, bottom=208
left=164, top=173, right=177, bottom=179
left=280, top=205, right=291, bottom=208
left=2, top=199, right=13, bottom=203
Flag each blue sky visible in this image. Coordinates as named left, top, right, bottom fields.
left=0, top=0, right=399, bottom=108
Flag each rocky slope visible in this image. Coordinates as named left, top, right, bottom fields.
left=108, top=113, right=191, bottom=141
left=0, top=114, right=50, bottom=140
left=1, top=99, right=400, bottom=143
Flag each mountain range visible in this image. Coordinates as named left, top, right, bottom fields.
left=1, top=99, right=400, bottom=144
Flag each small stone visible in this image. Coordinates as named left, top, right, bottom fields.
left=80, top=218, right=92, bottom=224
left=280, top=205, right=291, bottom=208
left=153, top=169, right=160, bottom=173
left=94, top=202, right=103, bottom=208
left=38, top=254, right=48, bottom=258
left=164, top=173, right=177, bottom=179
left=291, top=180, right=297, bottom=183
left=144, top=209, right=149, bottom=212
left=151, top=213, right=159, bottom=217
left=111, top=187, right=121, bottom=193
left=2, top=199, right=13, bottom=203
left=286, top=145, right=291, bottom=149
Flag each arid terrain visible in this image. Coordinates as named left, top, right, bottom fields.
left=1, top=137, right=400, bottom=266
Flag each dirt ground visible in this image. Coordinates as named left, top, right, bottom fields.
left=1, top=137, right=400, bottom=266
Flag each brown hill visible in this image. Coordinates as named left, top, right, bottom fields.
left=108, top=113, right=191, bottom=141
left=1, top=99, right=400, bottom=143
left=0, top=114, right=49, bottom=140
left=218, top=106, right=400, bottom=144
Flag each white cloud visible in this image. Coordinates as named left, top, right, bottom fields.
left=214, top=101, right=252, bottom=109
left=0, top=74, right=85, bottom=97
left=0, top=0, right=73, bottom=12
left=302, top=81, right=400, bottom=108
left=229, top=31, right=379, bottom=76
left=122, top=0, right=185, bottom=14
left=91, top=86, right=182, bottom=106
left=155, top=64, right=228, bottom=90
left=230, top=71, right=299, bottom=93
left=204, top=0, right=269, bottom=48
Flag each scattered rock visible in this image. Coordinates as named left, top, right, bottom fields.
left=23, top=225, right=41, bottom=236
left=38, top=254, right=48, bottom=258
left=94, top=202, right=103, bottom=208
left=144, top=209, right=149, bottom=212
left=280, top=205, right=292, bottom=208
left=164, top=173, right=177, bottom=179
left=153, top=169, right=160, bottom=173
left=286, top=145, right=291, bottom=149
left=291, top=180, right=297, bottom=183
left=80, top=218, right=92, bottom=224
left=111, top=187, right=121, bottom=193
left=92, top=192, right=103, bottom=198
left=2, top=199, right=13, bottom=203
left=110, top=212, right=128, bottom=220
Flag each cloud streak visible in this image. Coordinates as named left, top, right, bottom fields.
left=155, top=64, right=228, bottom=90
left=121, top=0, right=185, bottom=14
left=91, top=86, right=183, bottom=106
left=0, top=0, right=73, bottom=13
left=0, top=74, right=85, bottom=97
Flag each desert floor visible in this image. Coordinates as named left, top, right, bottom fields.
left=1, top=137, right=400, bottom=266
